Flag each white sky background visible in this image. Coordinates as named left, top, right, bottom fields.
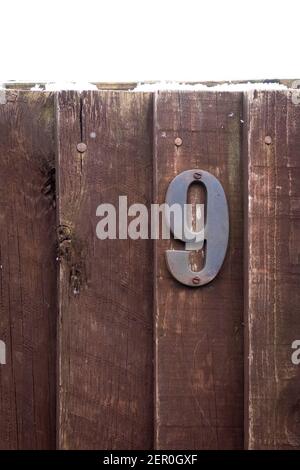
left=1, top=0, right=299, bottom=82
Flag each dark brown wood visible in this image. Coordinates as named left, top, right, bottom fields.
left=244, top=90, right=300, bottom=449
left=153, top=91, right=244, bottom=449
left=1, top=87, right=299, bottom=450
left=56, top=91, right=154, bottom=449
left=0, top=90, right=56, bottom=449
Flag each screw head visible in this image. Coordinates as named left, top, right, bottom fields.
left=77, top=142, right=87, bottom=153
left=193, top=172, right=202, bottom=180
left=264, top=136, right=272, bottom=145
left=174, top=137, right=183, bottom=147
left=192, top=276, right=201, bottom=285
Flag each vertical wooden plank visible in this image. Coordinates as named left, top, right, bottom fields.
left=56, top=91, right=153, bottom=449
left=244, top=91, right=300, bottom=449
left=0, top=91, right=56, bottom=449
left=153, top=91, right=244, bottom=449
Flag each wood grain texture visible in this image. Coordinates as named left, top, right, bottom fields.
left=0, top=91, right=56, bottom=449
left=153, top=91, right=244, bottom=449
left=56, top=91, right=153, bottom=449
left=244, top=91, right=300, bottom=449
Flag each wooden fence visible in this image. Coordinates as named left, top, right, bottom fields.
left=0, top=87, right=299, bottom=449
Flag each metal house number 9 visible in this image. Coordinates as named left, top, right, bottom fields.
left=165, top=169, right=229, bottom=287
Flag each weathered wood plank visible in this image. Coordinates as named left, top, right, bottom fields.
left=0, top=91, right=56, bottom=449
left=153, top=91, right=244, bottom=449
left=56, top=91, right=153, bottom=449
left=244, top=90, right=300, bottom=449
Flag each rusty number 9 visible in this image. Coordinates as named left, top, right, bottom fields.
left=165, top=169, right=229, bottom=287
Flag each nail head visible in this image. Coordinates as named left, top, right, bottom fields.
left=192, top=276, right=201, bottom=285
left=193, top=172, right=202, bottom=180
left=264, top=136, right=272, bottom=145
left=77, top=142, right=87, bottom=153
left=175, top=137, right=183, bottom=147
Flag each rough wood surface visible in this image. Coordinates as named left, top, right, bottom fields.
left=244, top=90, right=300, bottom=449
left=153, top=91, right=244, bottom=449
left=56, top=91, right=153, bottom=449
left=1, top=88, right=299, bottom=450
left=0, top=91, right=56, bottom=449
